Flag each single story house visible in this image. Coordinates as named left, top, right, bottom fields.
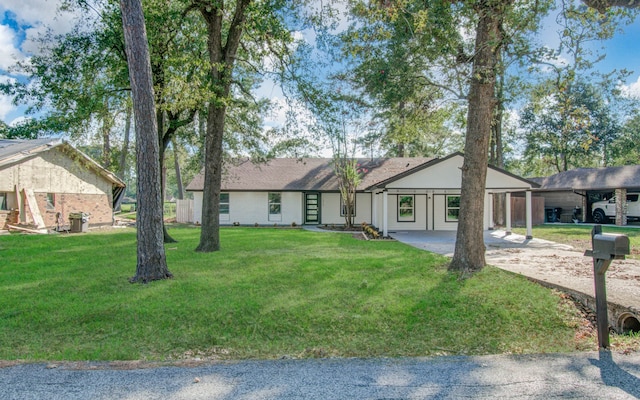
left=186, top=152, right=538, bottom=236
left=0, top=138, right=126, bottom=231
left=532, top=165, right=640, bottom=224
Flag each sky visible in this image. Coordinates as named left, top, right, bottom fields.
left=0, top=0, right=639, bottom=130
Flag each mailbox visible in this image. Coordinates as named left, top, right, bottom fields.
left=584, top=225, right=630, bottom=349
left=592, top=233, right=630, bottom=260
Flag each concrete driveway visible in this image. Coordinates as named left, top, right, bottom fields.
left=390, top=229, right=640, bottom=315
left=389, top=229, right=574, bottom=257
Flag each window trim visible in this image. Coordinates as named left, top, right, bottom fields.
left=445, top=195, right=461, bottom=222
left=268, top=192, right=282, bottom=221
left=0, top=192, right=7, bottom=211
left=397, top=195, right=415, bottom=222
left=219, top=193, right=230, bottom=215
left=46, top=193, right=55, bottom=210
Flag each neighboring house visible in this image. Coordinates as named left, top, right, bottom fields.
left=532, top=165, right=640, bottom=225
left=0, top=138, right=126, bottom=231
left=186, top=152, right=538, bottom=236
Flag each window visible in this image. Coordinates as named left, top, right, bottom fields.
left=268, top=192, right=281, bottom=220
left=398, top=195, right=414, bottom=222
left=219, top=193, right=230, bottom=215
left=446, top=195, right=460, bottom=222
left=46, top=193, right=55, bottom=210
left=0, top=193, right=7, bottom=210
left=340, top=195, right=356, bottom=217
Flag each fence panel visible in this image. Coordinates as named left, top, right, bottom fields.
left=176, top=199, right=194, bottom=223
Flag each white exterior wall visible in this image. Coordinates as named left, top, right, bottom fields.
left=385, top=194, right=428, bottom=231
left=387, top=155, right=532, bottom=191
left=431, top=194, right=458, bottom=231
left=320, top=192, right=372, bottom=225
left=321, top=193, right=341, bottom=224
left=193, top=191, right=303, bottom=226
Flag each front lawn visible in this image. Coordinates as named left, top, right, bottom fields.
left=514, top=224, right=640, bottom=257
left=0, top=227, right=594, bottom=361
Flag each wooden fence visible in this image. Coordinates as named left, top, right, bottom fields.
left=511, top=196, right=545, bottom=226
left=176, top=199, right=194, bottom=223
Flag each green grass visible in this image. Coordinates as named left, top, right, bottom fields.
left=0, top=227, right=593, bottom=361
left=513, top=224, right=640, bottom=257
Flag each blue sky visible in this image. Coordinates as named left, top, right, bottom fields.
left=0, top=0, right=638, bottom=128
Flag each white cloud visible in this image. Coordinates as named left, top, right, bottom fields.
left=620, top=75, right=640, bottom=99
left=0, top=24, right=22, bottom=70
left=0, top=76, right=16, bottom=120
left=0, top=0, right=79, bottom=58
left=8, top=115, right=29, bottom=127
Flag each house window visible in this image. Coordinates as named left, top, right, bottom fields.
left=446, top=195, right=461, bottom=222
left=46, top=193, right=55, bottom=210
left=398, top=195, right=415, bottom=222
left=268, top=192, right=281, bottom=220
left=219, top=193, right=229, bottom=215
left=0, top=193, right=7, bottom=210
left=340, top=195, right=356, bottom=217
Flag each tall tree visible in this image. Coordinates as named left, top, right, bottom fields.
left=342, top=0, right=466, bottom=157
left=190, top=0, right=295, bottom=252
left=191, top=0, right=252, bottom=252
left=120, top=0, right=172, bottom=282
left=518, top=0, right=631, bottom=175
left=449, top=0, right=512, bottom=274
left=450, top=0, right=638, bottom=273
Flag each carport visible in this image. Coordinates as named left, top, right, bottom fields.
left=534, top=165, right=640, bottom=225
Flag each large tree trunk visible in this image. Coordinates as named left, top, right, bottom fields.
left=491, top=54, right=506, bottom=226
left=102, top=114, right=112, bottom=169
left=195, top=0, right=251, bottom=253
left=120, top=0, right=171, bottom=283
left=118, top=103, right=132, bottom=180
left=449, top=0, right=504, bottom=274
left=173, top=137, right=184, bottom=200
left=158, top=127, right=178, bottom=244
left=196, top=104, right=226, bottom=252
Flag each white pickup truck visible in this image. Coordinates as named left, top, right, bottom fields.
left=591, top=193, right=640, bottom=223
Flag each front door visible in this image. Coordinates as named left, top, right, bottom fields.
left=304, top=193, right=320, bottom=224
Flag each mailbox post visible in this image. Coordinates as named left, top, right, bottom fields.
left=584, top=225, right=630, bottom=348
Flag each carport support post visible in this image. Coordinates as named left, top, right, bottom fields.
left=488, top=193, right=494, bottom=229
left=505, top=192, right=512, bottom=234
left=382, top=191, right=388, bottom=238
left=615, top=188, right=627, bottom=226
left=525, top=190, right=533, bottom=239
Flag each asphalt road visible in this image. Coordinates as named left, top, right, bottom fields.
left=2, top=351, right=640, bottom=399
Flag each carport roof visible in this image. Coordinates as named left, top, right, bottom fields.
left=534, top=165, right=640, bottom=191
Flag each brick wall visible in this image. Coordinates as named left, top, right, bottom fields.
left=0, top=209, right=19, bottom=229
left=33, top=192, right=113, bottom=228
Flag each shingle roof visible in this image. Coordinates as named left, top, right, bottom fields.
left=0, top=138, right=61, bottom=161
left=0, top=138, right=125, bottom=187
left=535, top=165, right=640, bottom=191
left=186, top=157, right=435, bottom=192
